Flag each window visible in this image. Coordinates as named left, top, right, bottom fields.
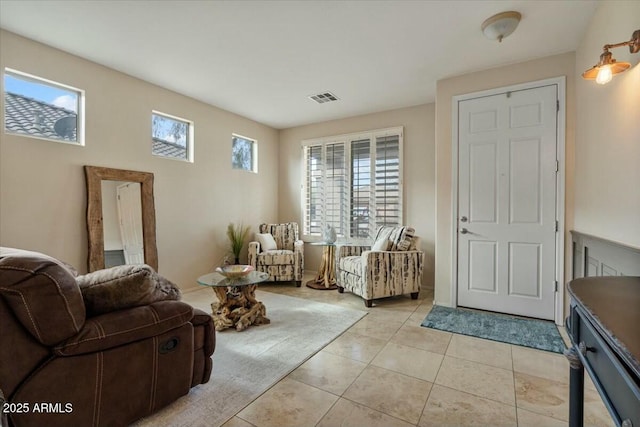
left=3, top=68, right=84, bottom=145
left=232, top=134, right=257, bottom=172
left=302, top=127, right=403, bottom=241
left=152, top=111, right=193, bottom=162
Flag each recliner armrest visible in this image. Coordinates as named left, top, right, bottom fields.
left=54, top=301, right=194, bottom=356
left=191, top=308, right=215, bottom=356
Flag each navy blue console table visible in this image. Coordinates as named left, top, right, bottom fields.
left=565, top=276, right=640, bottom=427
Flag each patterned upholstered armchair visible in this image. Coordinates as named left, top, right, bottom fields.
left=336, top=226, right=424, bottom=307
left=248, top=222, right=304, bottom=287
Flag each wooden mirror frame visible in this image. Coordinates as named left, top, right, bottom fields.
left=85, top=165, right=158, bottom=272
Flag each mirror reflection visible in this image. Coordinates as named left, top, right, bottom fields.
left=101, top=181, right=144, bottom=267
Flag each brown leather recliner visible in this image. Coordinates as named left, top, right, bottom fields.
left=0, top=248, right=215, bottom=427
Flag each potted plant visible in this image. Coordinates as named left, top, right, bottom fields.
left=226, top=223, right=250, bottom=264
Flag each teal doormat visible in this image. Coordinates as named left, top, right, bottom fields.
left=421, top=306, right=566, bottom=354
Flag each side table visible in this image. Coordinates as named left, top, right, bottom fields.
left=306, top=242, right=346, bottom=290
left=197, top=271, right=270, bottom=331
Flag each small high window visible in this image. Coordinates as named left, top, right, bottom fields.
left=152, top=111, right=193, bottom=162
left=3, top=68, right=84, bottom=145
left=232, top=134, right=257, bottom=172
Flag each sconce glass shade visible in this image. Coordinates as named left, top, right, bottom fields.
left=582, top=50, right=631, bottom=83
left=481, top=11, right=521, bottom=42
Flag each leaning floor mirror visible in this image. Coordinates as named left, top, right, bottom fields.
left=84, top=165, right=158, bottom=272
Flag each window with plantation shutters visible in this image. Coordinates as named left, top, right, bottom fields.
left=375, top=134, right=401, bottom=229
left=304, top=145, right=324, bottom=236
left=351, top=138, right=371, bottom=239
left=302, top=127, right=402, bottom=241
left=325, top=143, right=347, bottom=237
left=303, top=142, right=347, bottom=237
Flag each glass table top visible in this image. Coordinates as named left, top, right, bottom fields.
left=197, top=271, right=270, bottom=288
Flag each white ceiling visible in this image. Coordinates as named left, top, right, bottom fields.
left=0, top=0, right=598, bottom=129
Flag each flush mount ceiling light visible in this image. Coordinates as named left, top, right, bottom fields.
left=481, top=11, right=521, bottom=43
left=582, top=29, right=640, bottom=84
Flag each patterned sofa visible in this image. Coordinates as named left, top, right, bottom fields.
left=336, top=226, right=424, bottom=307
left=248, top=222, right=304, bottom=286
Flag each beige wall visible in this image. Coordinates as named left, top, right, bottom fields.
left=0, top=30, right=279, bottom=291
left=574, top=1, right=640, bottom=246
left=279, top=104, right=436, bottom=286
left=434, top=52, right=576, bottom=306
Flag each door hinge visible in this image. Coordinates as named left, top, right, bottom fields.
left=555, top=160, right=559, bottom=172
left=554, top=281, right=558, bottom=292
left=555, top=220, right=559, bottom=232
left=556, top=100, right=560, bottom=112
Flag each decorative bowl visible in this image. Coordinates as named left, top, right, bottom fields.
left=216, top=264, right=254, bottom=279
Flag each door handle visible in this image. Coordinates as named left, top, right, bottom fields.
left=460, top=228, right=469, bottom=234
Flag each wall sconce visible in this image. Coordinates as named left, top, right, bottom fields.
left=582, top=29, right=640, bottom=84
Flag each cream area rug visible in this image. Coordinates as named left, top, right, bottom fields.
left=135, top=290, right=367, bottom=427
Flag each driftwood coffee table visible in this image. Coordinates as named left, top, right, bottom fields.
left=197, top=271, right=270, bottom=332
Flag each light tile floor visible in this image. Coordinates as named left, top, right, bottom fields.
left=188, top=273, right=614, bottom=427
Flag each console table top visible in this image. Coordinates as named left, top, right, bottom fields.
left=568, top=276, right=640, bottom=378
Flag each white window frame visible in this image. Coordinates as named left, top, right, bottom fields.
left=3, top=68, right=85, bottom=146
left=151, top=110, right=194, bottom=163
left=232, top=133, right=258, bottom=173
left=301, top=126, right=403, bottom=243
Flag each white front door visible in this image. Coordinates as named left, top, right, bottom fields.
left=457, top=84, right=558, bottom=320
left=117, top=182, right=145, bottom=265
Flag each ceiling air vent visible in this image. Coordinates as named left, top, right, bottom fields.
left=308, top=92, right=339, bottom=104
